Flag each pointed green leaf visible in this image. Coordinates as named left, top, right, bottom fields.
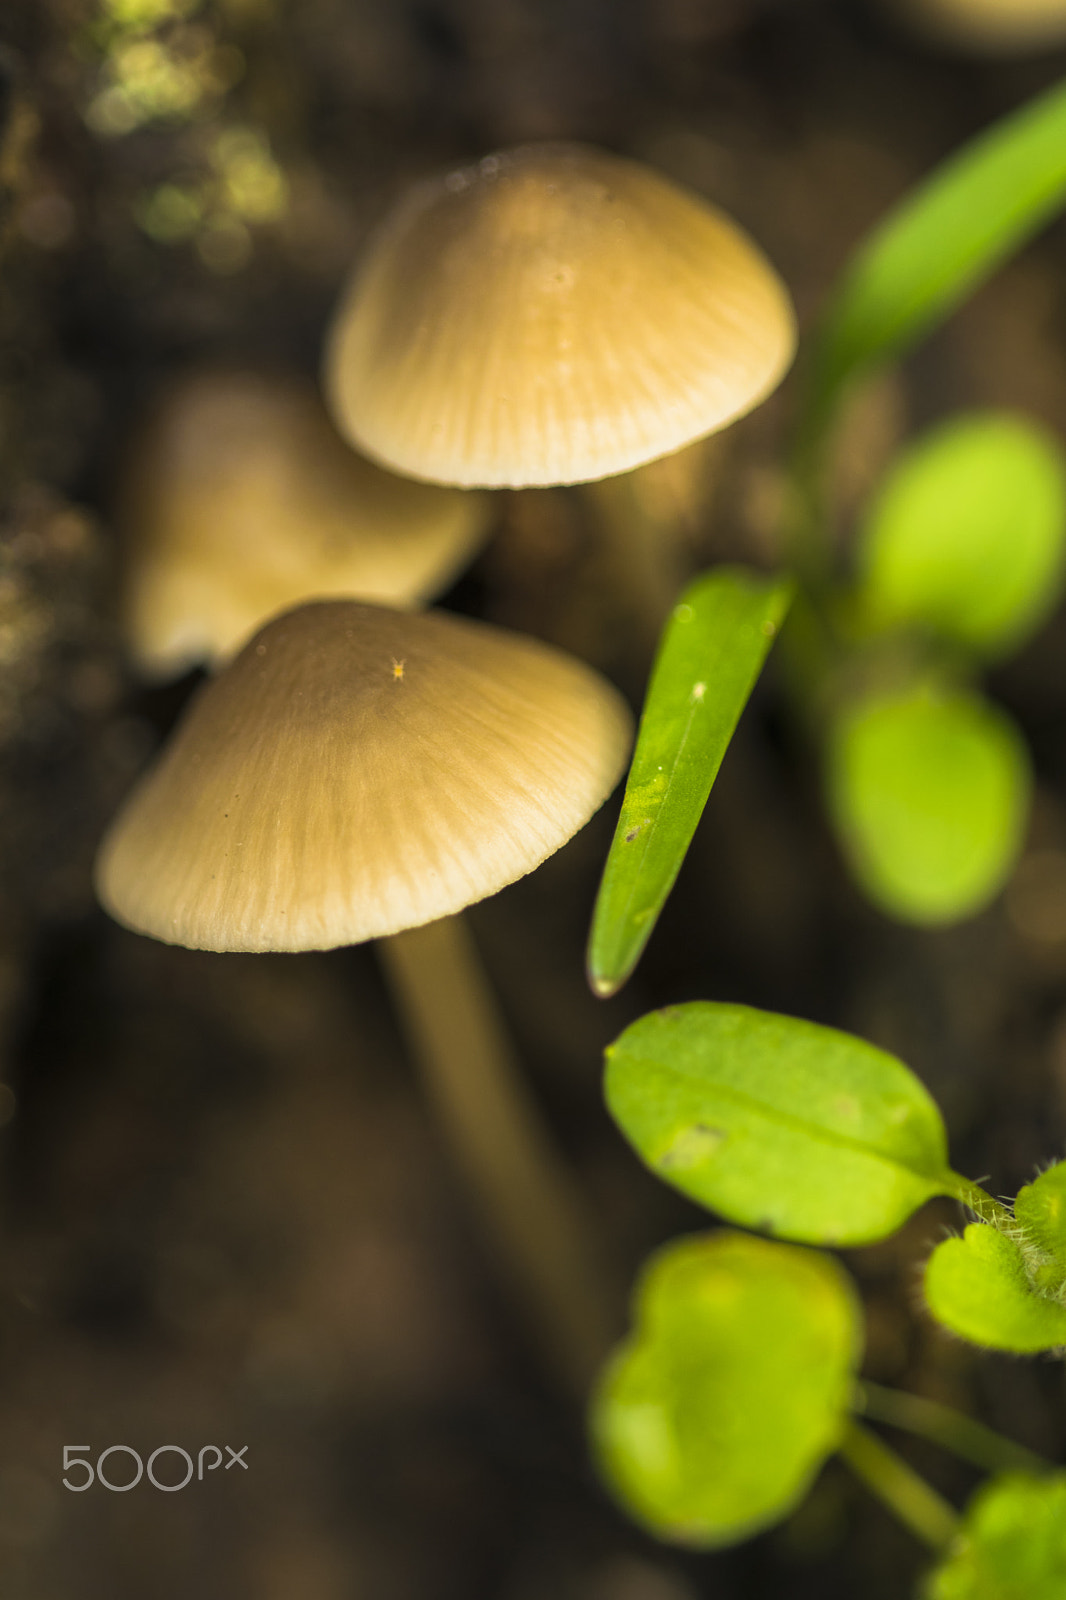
left=810, top=75, right=1066, bottom=427
left=924, top=1224, right=1066, bottom=1353
left=587, top=567, right=792, bottom=998
left=604, top=1002, right=957, bottom=1246
left=925, top=1474, right=1066, bottom=1600
left=825, top=682, right=1031, bottom=925
left=590, top=1231, right=861, bottom=1547
left=855, top=412, right=1066, bottom=657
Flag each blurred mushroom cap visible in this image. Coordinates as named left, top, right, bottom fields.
left=95, top=600, right=633, bottom=952
left=324, top=142, right=796, bottom=488
left=886, top=0, right=1066, bottom=52
left=120, top=370, right=492, bottom=679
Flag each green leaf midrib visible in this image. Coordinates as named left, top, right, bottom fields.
left=614, top=1054, right=954, bottom=1190
left=611, top=687, right=711, bottom=931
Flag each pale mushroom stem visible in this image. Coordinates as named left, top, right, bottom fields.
left=378, top=911, right=619, bottom=1394
left=581, top=474, right=684, bottom=648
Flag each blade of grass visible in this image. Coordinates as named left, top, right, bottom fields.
left=805, top=74, right=1066, bottom=447
left=587, top=567, right=791, bottom=998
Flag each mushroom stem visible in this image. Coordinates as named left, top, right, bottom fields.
left=582, top=474, right=684, bottom=648
left=379, top=912, right=618, bottom=1394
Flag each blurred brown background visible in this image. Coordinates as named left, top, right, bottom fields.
left=1, top=2, right=1066, bottom=1596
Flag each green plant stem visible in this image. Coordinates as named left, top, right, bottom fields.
left=785, top=430, right=835, bottom=601
left=856, top=1380, right=1049, bottom=1477
left=950, top=1176, right=1014, bottom=1229
left=838, top=1421, right=960, bottom=1551
left=378, top=912, right=619, bottom=1396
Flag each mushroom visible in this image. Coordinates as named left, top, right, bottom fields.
left=884, top=0, right=1066, bottom=52
left=118, top=369, right=492, bottom=679
left=322, top=142, right=794, bottom=640
left=95, top=598, right=634, bottom=1388
left=324, top=142, right=796, bottom=490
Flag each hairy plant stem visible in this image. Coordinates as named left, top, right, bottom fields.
left=856, top=1381, right=1049, bottom=1477
left=839, top=1421, right=961, bottom=1551
left=379, top=912, right=618, bottom=1396
left=950, top=1175, right=1015, bottom=1230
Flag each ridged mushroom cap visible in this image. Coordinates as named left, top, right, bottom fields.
left=95, top=600, right=633, bottom=952
left=324, top=142, right=796, bottom=488
left=120, top=371, right=492, bottom=678
left=888, top=0, right=1066, bottom=51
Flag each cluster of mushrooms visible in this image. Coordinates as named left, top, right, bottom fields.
left=95, top=143, right=797, bottom=1389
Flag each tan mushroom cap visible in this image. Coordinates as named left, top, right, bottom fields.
left=324, top=142, right=796, bottom=489
left=887, top=0, right=1066, bottom=50
left=95, top=600, right=633, bottom=952
left=120, top=370, right=493, bottom=678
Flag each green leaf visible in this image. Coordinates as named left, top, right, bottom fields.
left=590, top=1231, right=861, bottom=1546
left=809, top=75, right=1066, bottom=427
left=924, top=1224, right=1066, bottom=1353
left=1012, top=1162, right=1066, bottom=1293
left=925, top=1474, right=1066, bottom=1600
left=587, top=567, right=792, bottom=998
left=825, top=682, right=1031, bottom=925
left=855, top=412, right=1066, bottom=657
left=604, top=1002, right=957, bottom=1246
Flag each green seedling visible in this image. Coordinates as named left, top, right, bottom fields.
left=924, top=1224, right=1066, bottom=1352
left=591, top=998, right=1066, bottom=1589
left=924, top=1159, right=1066, bottom=1351
left=851, top=412, right=1066, bottom=657
left=582, top=65, right=1066, bottom=1600
left=588, top=74, right=1066, bottom=996
left=591, top=1231, right=861, bottom=1546
left=824, top=680, right=1031, bottom=924
left=924, top=1473, right=1066, bottom=1600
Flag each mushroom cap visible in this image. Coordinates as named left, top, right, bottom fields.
left=119, top=370, right=493, bottom=678
left=887, top=0, right=1066, bottom=51
left=324, top=142, right=796, bottom=489
left=95, top=600, right=633, bottom=952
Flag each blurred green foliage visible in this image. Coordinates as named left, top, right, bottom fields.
left=853, top=412, right=1066, bottom=657
left=808, top=74, right=1066, bottom=431
left=590, top=1232, right=860, bottom=1546
left=925, top=1474, right=1066, bottom=1600
left=824, top=683, right=1031, bottom=924
left=591, top=77, right=1066, bottom=993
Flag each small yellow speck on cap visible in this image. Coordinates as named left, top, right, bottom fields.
left=95, top=600, right=633, bottom=953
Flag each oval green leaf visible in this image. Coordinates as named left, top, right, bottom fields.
left=924, top=1224, right=1066, bottom=1353
left=590, top=1231, right=861, bottom=1547
left=604, top=1002, right=956, bottom=1246
left=587, top=567, right=792, bottom=999
left=808, top=75, right=1066, bottom=431
left=855, top=412, right=1066, bottom=657
left=825, top=682, right=1031, bottom=925
left=925, top=1474, right=1066, bottom=1600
